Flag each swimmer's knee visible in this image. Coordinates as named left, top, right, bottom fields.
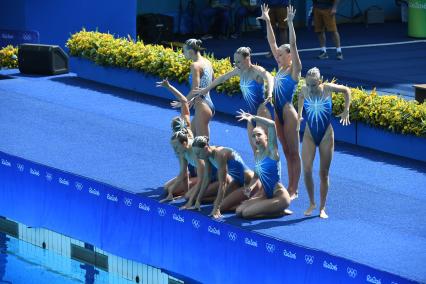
left=319, top=169, right=329, bottom=180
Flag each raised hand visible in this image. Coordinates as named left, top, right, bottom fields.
left=286, top=5, right=296, bottom=23
left=188, top=97, right=198, bottom=109
left=257, top=4, right=270, bottom=22
left=170, top=100, right=182, bottom=108
left=155, top=78, right=170, bottom=88
left=236, top=109, right=253, bottom=122
left=336, top=109, right=350, bottom=126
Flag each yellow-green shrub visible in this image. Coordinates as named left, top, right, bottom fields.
left=0, top=45, right=18, bottom=69
left=332, top=88, right=426, bottom=137
left=67, top=30, right=426, bottom=137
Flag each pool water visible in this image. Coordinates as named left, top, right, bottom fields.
left=0, top=233, right=134, bottom=284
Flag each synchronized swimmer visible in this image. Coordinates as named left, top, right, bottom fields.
left=158, top=5, right=351, bottom=220
left=258, top=4, right=302, bottom=200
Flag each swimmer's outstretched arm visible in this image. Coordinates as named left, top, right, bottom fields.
left=180, top=159, right=207, bottom=210
left=257, top=4, right=279, bottom=60
left=287, top=5, right=302, bottom=80
left=210, top=155, right=228, bottom=218
left=157, top=78, right=190, bottom=126
left=161, top=154, right=188, bottom=203
left=156, top=78, right=188, bottom=103
left=237, top=110, right=278, bottom=154
left=326, top=83, right=351, bottom=125
left=190, top=68, right=240, bottom=99
left=192, top=161, right=213, bottom=210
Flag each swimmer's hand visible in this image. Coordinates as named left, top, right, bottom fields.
left=209, top=207, right=223, bottom=219
left=189, top=87, right=208, bottom=100
left=336, top=109, right=350, bottom=126
left=156, top=78, right=170, bottom=88
left=257, top=4, right=270, bottom=22
left=264, top=95, right=273, bottom=105
left=236, top=109, right=253, bottom=122
left=286, top=5, right=296, bottom=23
left=243, top=186, right=252, bottom=197
left=188, top=97, right=199, bottom=109
left=170, top=100, right=182, bottom=108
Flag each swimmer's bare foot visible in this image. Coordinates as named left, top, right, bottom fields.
left=319, top=208, right=329, bottom=219
left=187, top=205, right=201, bottom=211
left=304, top=204, right=316, bottom=216
left=193, top=201, right=201, bottom=211
left=160, top=195, right=173, bottom=203
left=179, top=200, right=192, bottom=210
left=290, top=192, right=299, bottom=201
left=284, top=209, right=293, bottom=215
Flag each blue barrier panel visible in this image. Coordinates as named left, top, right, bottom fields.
left=0, top=151, right=417, bottom=283
left=357, top=122, right=426, bottom=162
left=0, top=0, right=136, bottom=48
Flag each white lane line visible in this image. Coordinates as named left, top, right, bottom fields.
left=251, top=40, right=426, bottom=56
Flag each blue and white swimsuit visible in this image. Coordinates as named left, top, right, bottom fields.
left=303, top=93, right=332, bottom=146
left=185, top=151, right=217, bottom=181
left=209, top=148, right=248, bottom=186
left=239, top=77, right=274, bottom=116
left=255, top=156, right=281, bottom=198
left=189, top=65, right=215, bottom=114
left=273, top=69, right=297, bottom=124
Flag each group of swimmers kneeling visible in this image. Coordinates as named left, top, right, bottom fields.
left=157, top=5, right=351, bottom=219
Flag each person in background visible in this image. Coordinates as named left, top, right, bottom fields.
left=313, top=0, right=343, bottom=60
left=231, top=0, right=262, bottom=39
left=201, top=0, right=235, bottom=40
left=297, top=67, right=351, bottom=218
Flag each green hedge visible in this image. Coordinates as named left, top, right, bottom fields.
left=0, top=45, right=18, bottom=69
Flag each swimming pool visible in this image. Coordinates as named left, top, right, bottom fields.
left=0, top=232, right=136, bottom=284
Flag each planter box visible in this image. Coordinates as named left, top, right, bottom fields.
left=357, top=123, right=426, bottom=162
left=70, top=57, right=425, bottom=162
left=332, top=116, right=357, bottom=144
